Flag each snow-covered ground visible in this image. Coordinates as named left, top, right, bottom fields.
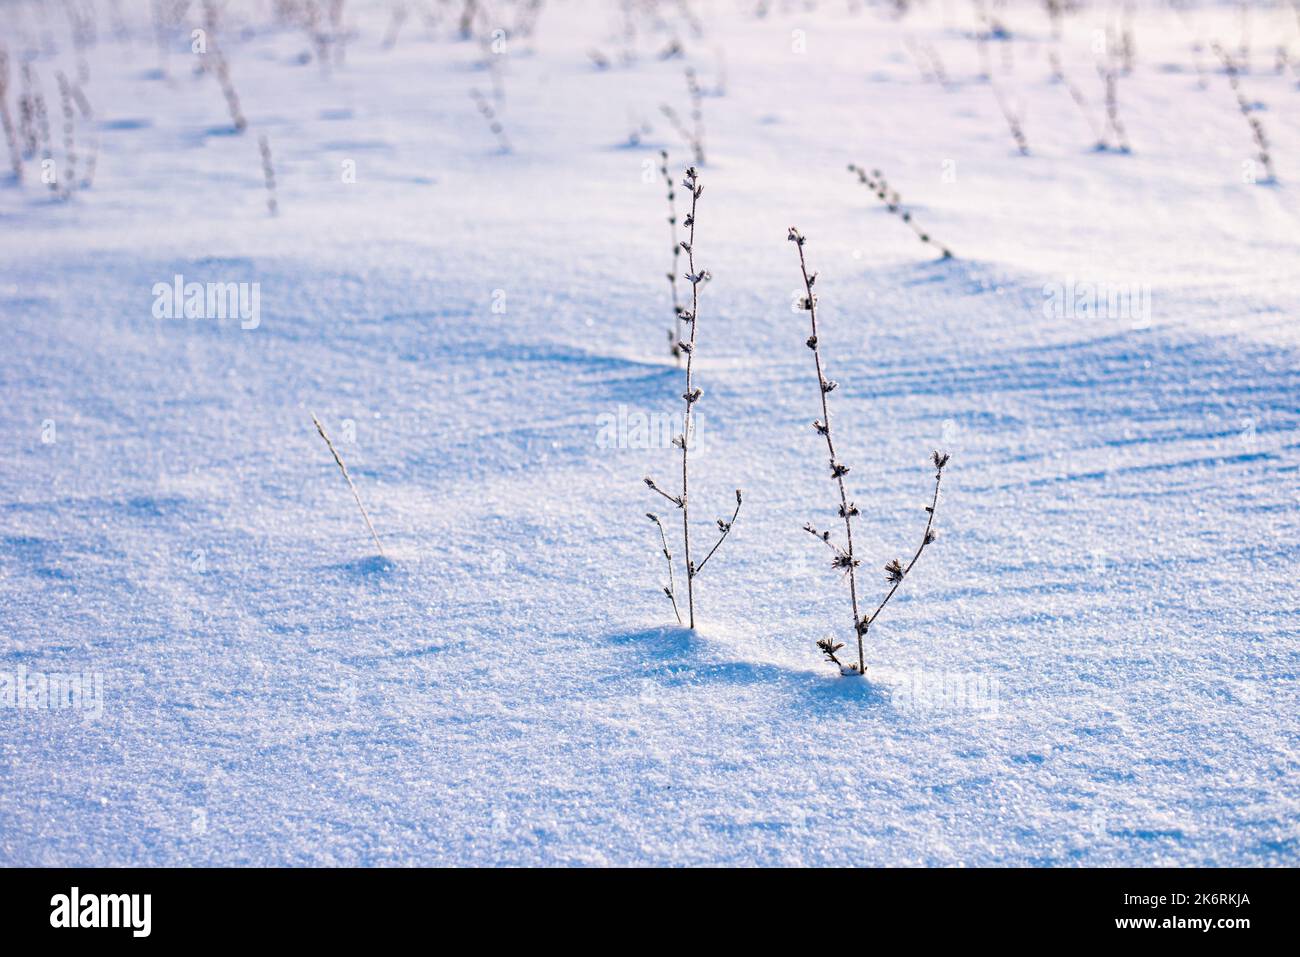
left=1, top=0, right=1298, bottom=866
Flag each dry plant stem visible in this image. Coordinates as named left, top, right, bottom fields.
left=922, top=41, right=951, bottom=88
left=0, top=51, right=22, bottom=182
left=645, top=167, right=740, bottom=628
left=679, top=171, right=702, bottom=627
left=258, top=134, right=278, bottom=215
left=904, top=37, right=936, bottom=83
left=1049, top=51, right=1106, bottom=148
left=659, top=70, right=705, bottom=167
left=470, top=87, right=510, bottom=152
left=303, top=0, right=331, bottom=75
left=790, top=228, right=864, bottom=675
left=459, top=0, right=478, bottom=39
left=1212, top=43, right=1276, bottom=182
left=684, top=67, right=705, bottom=165
left=329, top=0, right=347, bottom=69
left=991, top=80, right=1029, bottom=155
left=201, top=3, right=247, bottom=132
left=674, top=0, right=704, bottom=38
left=32, top=79, right=52, bottom=187
left=1100, top=66, right=1130, bottom=153
left=382, top=5, right=408, bottom=49
left=55, top=72, right=74, bottom=198
left=71, top=81, right=97, bottom=189
left=975, top=31, right=991, bottom=81
left=18, top=63, right=38, bottom=159
left=311, top=412, right=385, bottom=558
left=847, top=164, right=952, bottom=259
left=659, top=104, right=696, bottom=165
left=513, top=0, right=545, bottom=41
left=660, top=149, right=682, bottom=360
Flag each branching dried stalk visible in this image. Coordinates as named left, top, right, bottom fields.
left=788, top=226, right=864, bottom=673
left=789, top=227, right=949, bottom=675
left=644, top=167, right=741, bottom=628
left=312, top=412, right=385, bottom=558
left=847, top=164, right=953, bottom=259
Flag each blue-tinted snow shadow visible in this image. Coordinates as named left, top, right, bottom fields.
left=604, top=625, right=890, bottom=707
left=100, top=117, right=153, bottom=131
left=889, top=255, right=1024, bottom=298
left=319, top=554, right=398, bottom=578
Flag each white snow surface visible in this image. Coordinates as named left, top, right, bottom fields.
left=1, top=0, right=1299, bottom=866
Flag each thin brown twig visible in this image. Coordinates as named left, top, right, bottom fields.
left=312, top=412, right=385, bottom=558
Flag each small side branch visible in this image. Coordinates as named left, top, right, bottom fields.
left=692, top=489, right=742, bottom=577
left=858, top=452, right=948, bottom=635
left=816, top=637, right=845, bottom=669
left=644, top=476, right=683, bottom=508
left=648, top=512, right=683, bottom=625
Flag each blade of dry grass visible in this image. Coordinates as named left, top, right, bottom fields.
left=311, top=412, right=385, bottom=558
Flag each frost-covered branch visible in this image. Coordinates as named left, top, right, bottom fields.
left=788, top=226, right=865, bottom=674
left=847, top=164, right=952, bottom=259
left=644, top=167, right=740, bottom=628
left=790, top=230, right=952, bottom=674
left=0, top=50, right=23, bottom=184
left=660, top=68, right=705, bottom=166
left=660, top=149, right=683, bottom=361
left=1212, top=43, right=1275, bottom=182
left=693, top=489, right=742, bottom=577
left=647, top=512, right=682, bottom=625
left=312, top=412, right=385, bottom=558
